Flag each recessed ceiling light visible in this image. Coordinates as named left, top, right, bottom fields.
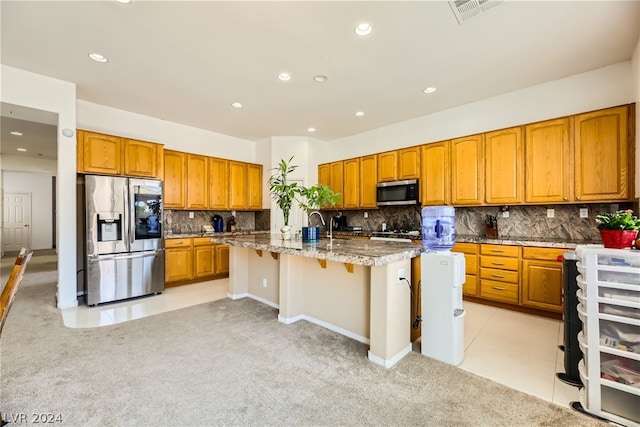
left=278, top=72, right=291, bottom=81
left=307, top=127, right=316, bottom=133
left=355, top=111, right=365, bottom=117
left=113, top=0, right=132, bottom=4
left=313, top=75, right=328, bottom=83
left=231, top=102, right=243, bottom=108
left=17, top=148, right=27, bottom=152
left=89, top=52, right=108, bottom=63
left=10, top=131, right=23, bottom=136
left=423, top=87, right=437, bottom=94
left=355, top=23, right=373, bottom=36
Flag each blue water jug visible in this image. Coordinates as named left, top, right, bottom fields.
left=421, top=206, right=456, bottom=250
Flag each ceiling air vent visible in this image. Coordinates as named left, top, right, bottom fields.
left=449, top=0, right=503, bottom=24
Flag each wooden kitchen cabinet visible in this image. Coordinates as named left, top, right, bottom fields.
left=229, top=161, right=248, bottom=210
left=452, top=242, right=478, bottom=296
left=214, top=244, right=230, bottom=275
left=330, top=161, right=344, bottom=209
left=421, top=141, right=450, bottom=206
left=479, top=244, right=520, bottom=304
left=123, top=138, right=162, bottom=178
left=318, top=163, right=331, bottom=189
left=521, top=247, right=565, bottom=312
left=377, top=150, right=398, bottom=182
left=193, top=237, right=215, bottom=279
left=484, top=126, right=523, bottom=204
left=343, top=158, right=360, bottom=209
left=451, top=134, right=484, bottom=205
left=165, top=238, right=193, bottom=283
left=398, top=146, right=421, bottom=180
left=574, top=105, right=631, bottom=201
left=208, top=157, right=229, bottom=209
left=187, top=154, right=208, bottom=209
left=247, top=163, right=263, bottom=210
left=77, top=130, right=122, bottom=175
left=359, top=155, right=378, bottom=208
left=163, top=150, right=187, bottom=209
left=524, top=117, right=572, bottom=203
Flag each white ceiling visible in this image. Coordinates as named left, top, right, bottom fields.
left=1, top=0, right=639, bottom=156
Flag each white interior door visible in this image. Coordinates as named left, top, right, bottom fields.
left=3, top=192, right=31, bottom=252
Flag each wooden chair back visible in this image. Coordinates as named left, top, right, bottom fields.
left=0, top=248, right=34, bottom=334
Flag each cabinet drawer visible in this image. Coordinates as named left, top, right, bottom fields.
left=193, top=237, right=214, bottom=246
left=480, top=267, right=519, bottom=284
left=480, top=280, right=519, bottom=304
left=165, top=238, right=192, bottom=248
left=453, top=242, right=478, bottom=255
left=522, top=247, right=566, bottom=262
left=480, top=256, right=519, bottom=271
left=481, top=244, right=520, bottom=257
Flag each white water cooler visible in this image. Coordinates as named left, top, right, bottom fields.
left=421, top=251, right=466, bottom=366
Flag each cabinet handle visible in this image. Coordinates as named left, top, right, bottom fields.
left=576, top=196, right=581, bottom=200
left=491, top=262, right=505, bottom=266
left=490, top=249, right=505, bottom=253
left=492, top=286, right=506, bottom=291
left=563, top=196, right=568, bottom=201
left=174, top=242, right=183, bottom=245
left=491, top=274, right=505, bottom=278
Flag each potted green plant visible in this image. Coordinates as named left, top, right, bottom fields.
left=297, top=184, right=341, bottom=243
left=268, top=156, right=300, bottom=240
left=595, top=209, right=640, bottom=249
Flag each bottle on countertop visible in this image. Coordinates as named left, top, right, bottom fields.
left=228, top=215, right=237, bottom=232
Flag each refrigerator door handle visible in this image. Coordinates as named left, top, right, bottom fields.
left=125, top=186, right=135, bottom=246
left=88, top=250, right=164, bottom=262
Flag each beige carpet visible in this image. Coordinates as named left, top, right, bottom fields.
left=0, top=256, right=607, bottom=426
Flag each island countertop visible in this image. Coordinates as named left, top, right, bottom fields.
left=207, top=234, right=423, bottom=267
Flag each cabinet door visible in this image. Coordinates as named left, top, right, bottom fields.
left=187, top=154, right=208, bottom=209
left=330, top=161, right=344, bottom=209
left=165, top=247, right=193, bottom=283
left=229, top=161, right=248, bottom=209
left=247, top=163, right=263, bottom=210
left=451, top=134, right=484, bottom=205
left=485, top=126, right=523, bottom=204
left=214, top=244, right=230, bottom=275
left=318, top=163, right=331, bottom=189
left=521, top=259, right=563, bottom=312
left=163, top=150, right=187, bottom=209
left=193, top=244, right=215, bottom=278
left=525, top=118, right=572, bottom=203
left=398, top=146, right=420, bottom=180
left=124, top=139, right=159, bottom=178
left=574, top=105, right=630, bottom=201
left=343, top=158, right=360, bottom=209
left=421, top=141, right=450, bottom=206
left=80, top=131, right=123, bottom=175
left=359, top=155, right=378, bottom=208
left=377, top=151, right=398, bottom=182
left=208, top=157, right=229, bottom=209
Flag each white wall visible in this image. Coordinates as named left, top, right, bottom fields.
left=632, top=33, right=640, bottom=199
left=1, top=155, right=57, bottom=174
left=312, top=61, right=635, bottom=169
left=2, top=171, right=53, bottom=250
left=77, top=100, right=257, bottom=162
left=1, top=65, right=77, bottom=309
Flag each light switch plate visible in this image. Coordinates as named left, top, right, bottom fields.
left=579, top=208, right=588, bottom=218
left=547, top=209, right=555, bottom=218
left=189, top=212, right=194, bottom=219
left=502, top=211, right=509, bottom=218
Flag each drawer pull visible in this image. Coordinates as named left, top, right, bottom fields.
left=490, top=249, right=505, bottom=253
left=174, top=242, right=183, bottom=245
left=491, top=274, right=505, bottom=278
left=492, top=286, right=506, bottom=291
left=491, top=262, right=505, bottom=266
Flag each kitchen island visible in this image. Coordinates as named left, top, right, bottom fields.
left=207, top=234, right=423, bottom=368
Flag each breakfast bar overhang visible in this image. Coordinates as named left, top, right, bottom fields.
left=208, top=234, right=424, bottom=368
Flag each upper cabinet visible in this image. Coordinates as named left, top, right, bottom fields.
left=359, top=155, right=378, bottom=208
left=524, top=117, right=572, bottom=203
left=163, top=150, right=187, bottom=209
left=77, top=130, right=162, bottom=178
left=330, top=161, right=344, bottom=209
left=484, top=126, right=523, bottom=205
left=398, top=147, right=421, bottom=180
left=247, top=163, right=263, bottom=210
left=574, top=105, right=631, bottom=201
left=451, top=134, right=484, bottom=205
left=229, top=161, right=248, bottom=210
left=187, top=154, right=208, bottom=209
left=343, top=158, right=360, bottom=209
left=377, top=151, right=398, bottom=182
left=208, top=157, right=229, bottom=210
left=421, top=141, right=450, bottom=206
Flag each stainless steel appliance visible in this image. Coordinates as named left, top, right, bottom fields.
left=376, top=179, right=420, bottom=206
left=81, top=175, right=164, bottom=306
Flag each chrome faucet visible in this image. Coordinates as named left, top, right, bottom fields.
left=308, top=211, right=332, bottom=244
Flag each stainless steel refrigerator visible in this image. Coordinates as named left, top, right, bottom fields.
left=80, top=174, right=164, bottom=306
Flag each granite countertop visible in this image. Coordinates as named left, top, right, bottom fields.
left=206, top=234, right=423, bottom=267
left=165, top=230, right=270, bottom=239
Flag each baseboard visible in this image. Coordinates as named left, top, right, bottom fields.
left=368, top=343, right=412, bottom=368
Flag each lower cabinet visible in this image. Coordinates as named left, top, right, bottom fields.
left=452, top=243, right=478, bottom=296
left=165, top=237, right=229, bottom=285
left=521, top=247, right=565, bottom=312
left=479, top=244, right=521, bottom=304
left=165, top=238, right=194, bottom=283
left=214, top=244, right=230, bottom=275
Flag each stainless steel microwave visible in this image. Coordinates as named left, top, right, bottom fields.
left=376, top=179, right=420, bottom=206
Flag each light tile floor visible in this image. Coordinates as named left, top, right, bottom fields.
left=61, top=282, right=580, bottom=408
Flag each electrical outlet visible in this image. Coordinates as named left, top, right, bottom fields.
left=397, top=268, right=405, bottom=282
left=547, top=209, right=555, bottom=218
left=579, top=208, right=589, bottom=218
left=502, top=211, right=509, bottom=218
left=364, top=212, right=368, bottom=218
left=262, top=278, right=267, bottom=288
left=189, top=212, right=194, bottom=219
